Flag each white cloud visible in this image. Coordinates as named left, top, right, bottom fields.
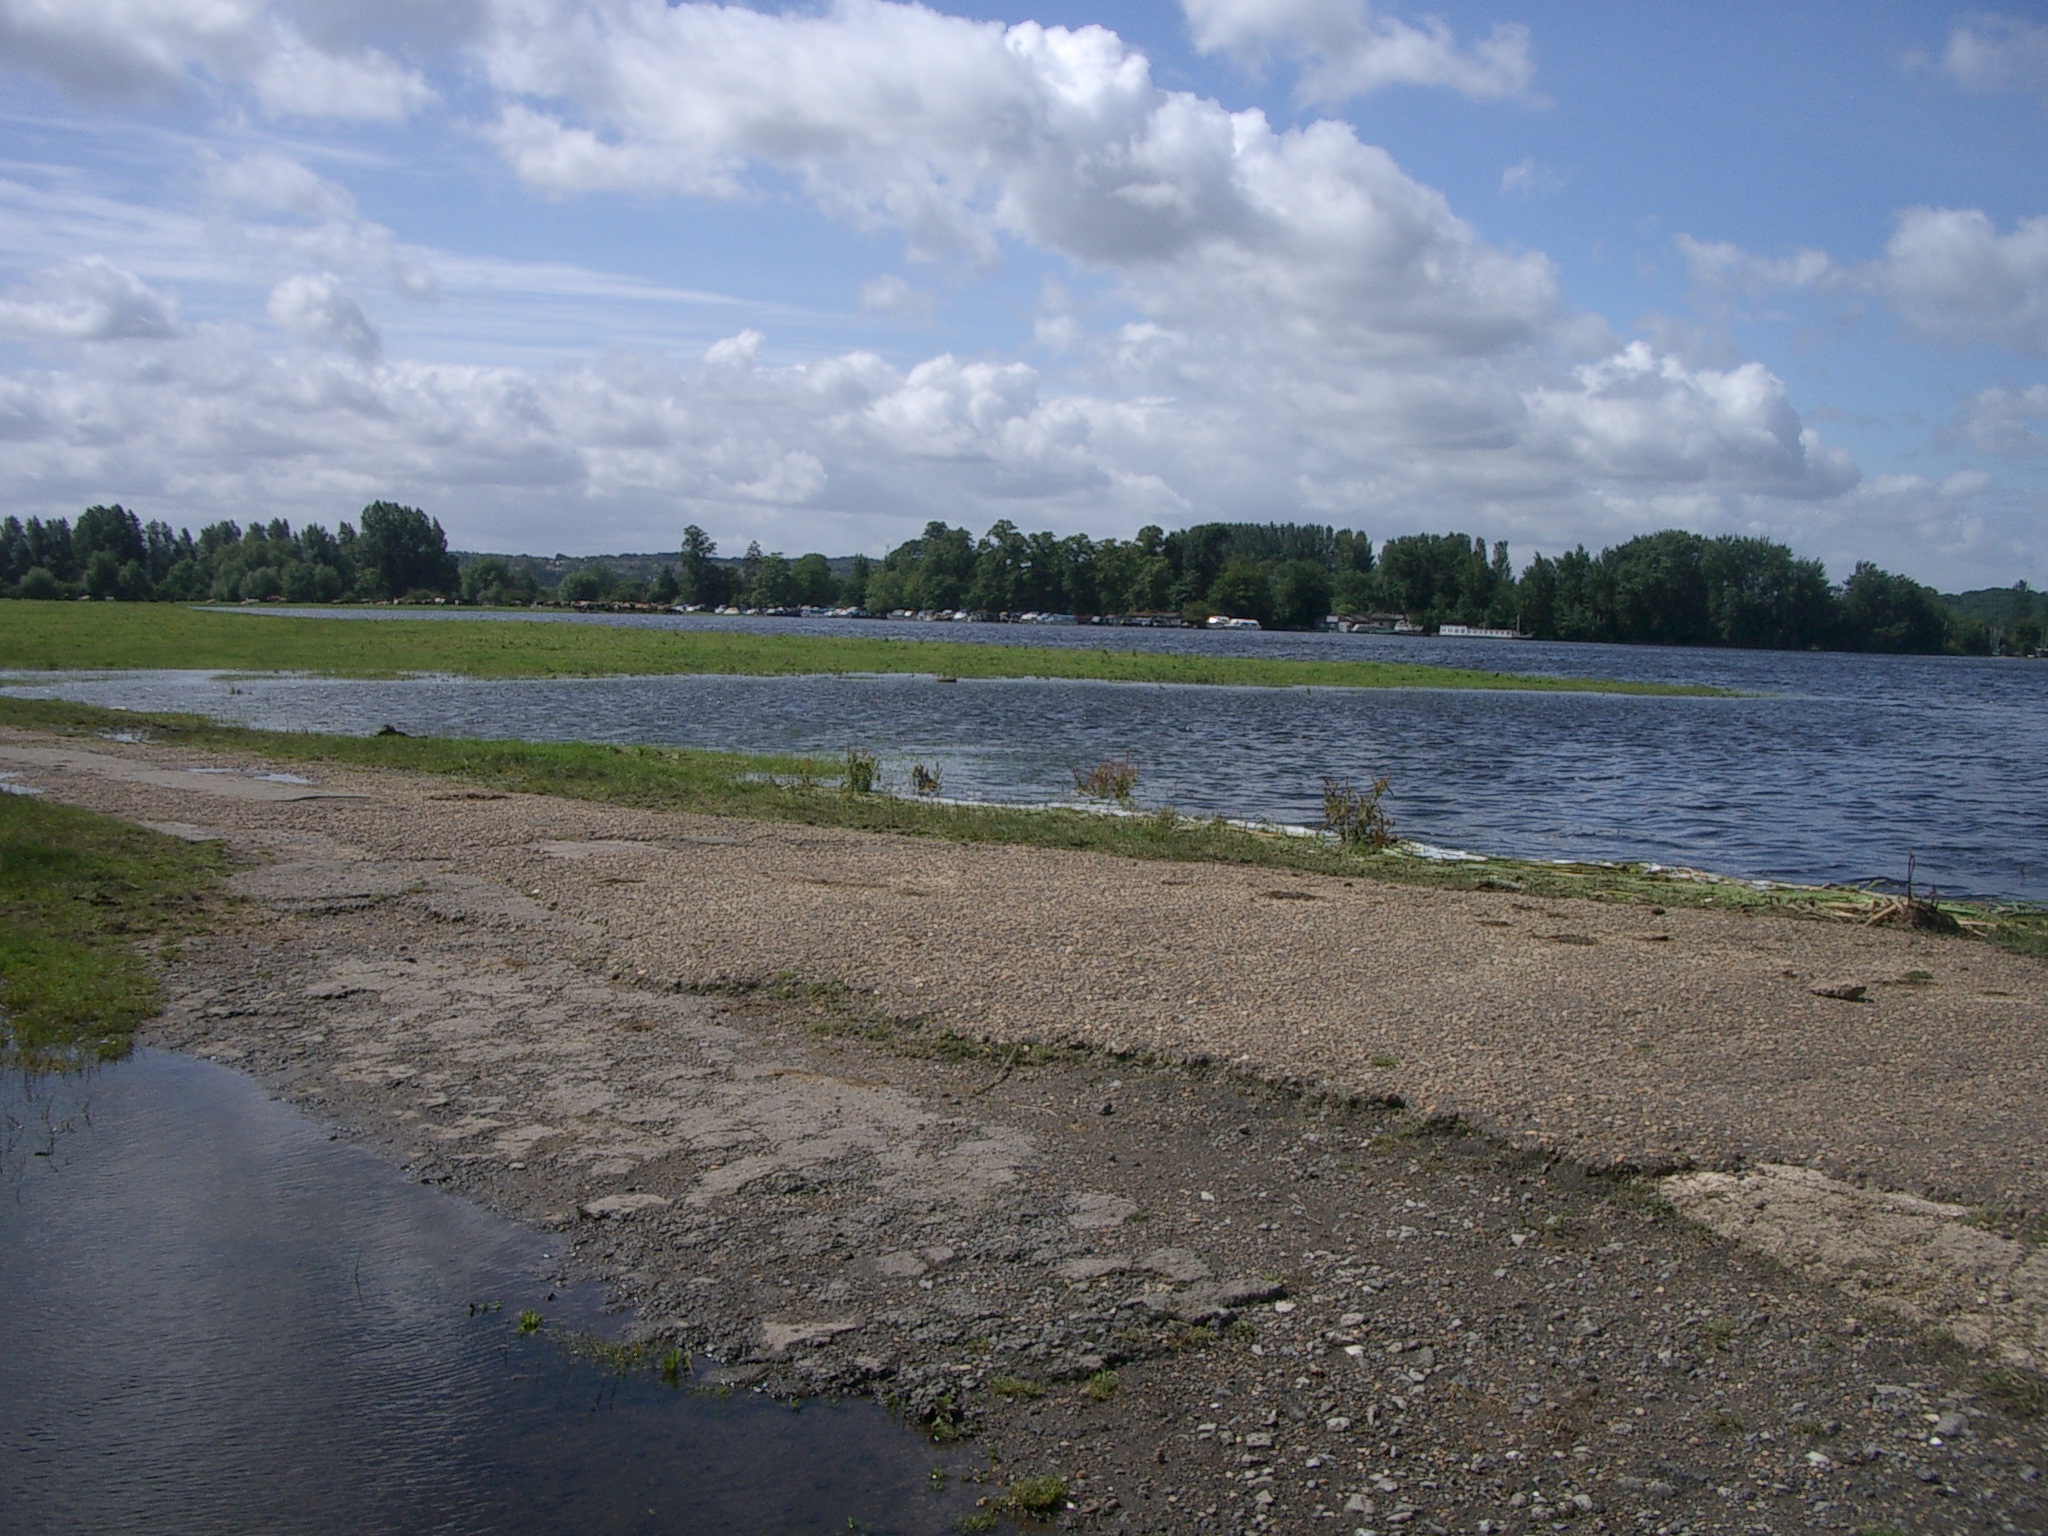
left=267, top=272, right=380, bottom=358
left=858, top=274, right=932, bottom=317
left=1675, top=234, right=1835, bottom=294
left=1182, top=0, right=1534, bottom=104
left=0, top=256, right=180, bottom=341
left=1521, top=342, right=1857, bottom=499
left=1938, top=14, right=2048, bottom=99
left=1962, top=383, right=2048, bottom=455
left=0, top=0, right=436, bottom=120
left=1872, top=207, right=2048, bottom=353
left=1499, top=157, right=1561, bottom=199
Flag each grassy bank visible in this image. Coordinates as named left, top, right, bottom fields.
left=6, top=694, right=2040, bottom=959
left=0, top=603, right=1719, bottom=695
left=0, top=789, right=229, bottom=1066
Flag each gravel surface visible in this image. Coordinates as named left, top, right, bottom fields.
left=8, top=728, right=2048, bottom=1535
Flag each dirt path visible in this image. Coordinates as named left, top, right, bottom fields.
left=9, top=728, right=2048, bottom=1534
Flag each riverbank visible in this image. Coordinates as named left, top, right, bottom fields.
left=0, top=604, right=1720, bottom=694
left=4, top=722, right=2046, bottom=1534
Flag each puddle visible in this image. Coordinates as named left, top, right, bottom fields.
left=1, top=1051, right=978, bottom=1535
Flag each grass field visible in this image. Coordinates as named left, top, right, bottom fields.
left=0, top=789, right=229, bottom=1066
left=7, top=694, right=2039, bottom=960
left=0, top=602, right=1718, bottom=695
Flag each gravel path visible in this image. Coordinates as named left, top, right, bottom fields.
left=9, top=728, right=2048, bottom=1535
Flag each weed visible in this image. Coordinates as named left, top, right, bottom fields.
left=659, top=1347, right=687, bottom=1387
left=1982, top=1367, right=2047, bottom=1420
left=1004, top=1474, right=1067, bottom=1518
left=1083, top=1369, right=1119, bottom=1401
left=1073, top=757, right=1140, bottom=804
left=924, top=1395, right=967, bottom=1443
left=516, top=1309, right=544, bottom=1335
left=1706, top=1407, right=1744, bottom=1433
left=928, top=1467, right=948, bottom=1490
left=1321, top=775, right=1394, bottom=849
left=960, top=1513, right=999, bottom=1534
left=1699, top=1317, right=1735, bottom=1352
left=989, top=1375, right=1044, bottom=1401
left=1369, top=1055, right=1397, bottom=1069
left=843, top=748, right=878, bottom=794
left=910, top=762, right=943, bottom=797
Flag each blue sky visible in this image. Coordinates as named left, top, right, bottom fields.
left=0, top=1, right=2042, bottom=588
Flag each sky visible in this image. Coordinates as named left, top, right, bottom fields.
left=0, top=2, right=2043, bottom=588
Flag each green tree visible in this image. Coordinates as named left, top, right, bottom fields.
left=1206, top=558, right=1274, bottom=626
left=1837, top=563, right=1950, bottom=653
left=356, top=501, right=458, bottom=600
left=1269, top=559, right=1333, bottom=630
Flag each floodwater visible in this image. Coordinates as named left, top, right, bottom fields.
left=8, top=609, right=2044, bottom=896
left=0, top=1050, right=976, bottom=1535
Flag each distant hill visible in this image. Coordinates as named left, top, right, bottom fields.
left=1942, top=585, right=2044, bottom=629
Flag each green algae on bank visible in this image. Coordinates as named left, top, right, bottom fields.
left=0, top=603, right=1723, bottom=696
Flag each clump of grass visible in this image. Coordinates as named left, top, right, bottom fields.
left=0, top=794, right=229, bottom=1067
left=988, top=1374, right=1044, bottom=1400
left=910, top=762, right=943, bottom=797
left=516, top=1308, right=544, bottom=1335
left=659, top=1347, right=687, bottom=1387
left=1004, top=1474, right=1067, bottom=1517
left=1073, top=757, right=1139, bottom=804
left=1083, top=1369, right=1119, bottom=1401
left=1321, top=774, right=1394, bottom=849
left=843, top=748, right=878, bottom=794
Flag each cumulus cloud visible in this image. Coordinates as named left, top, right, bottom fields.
left=1182, top=0, right=1534, bottom=104
left=267, top=272, right=380, bottom=358
left=0, top=256, right=180, bottom=341
left=1938, top=14, right=2048, bottom=99
left=479, top=1, right=1560, bottom=361
left=1522, top=343, right=1857, bottom=498
left=1872, top=207, right=2048, bottom=353
left=0, top=0, right=436, bottom=119
left=1962, top=383, right=2048, bottom=455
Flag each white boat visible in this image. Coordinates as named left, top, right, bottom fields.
left=1205, top=615, right=1262, bottom=629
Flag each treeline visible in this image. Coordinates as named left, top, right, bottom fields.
left=0, top=502, right=466, bottom=604
left=2, top=502, right=2018, bottom=656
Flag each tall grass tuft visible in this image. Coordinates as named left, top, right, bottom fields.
left=910, top=762, right=943, bottom=796
left=1321, top=775, right=1394, bottom=849
left=843, top=747, right=878, bottom=794
left=1074, top=757, right=1140, bottom=804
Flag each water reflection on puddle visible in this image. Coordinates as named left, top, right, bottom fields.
left=1, top=1051, right=975, bottom=1535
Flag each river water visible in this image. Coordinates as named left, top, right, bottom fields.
left=6, top=610, right=2044, bottom=898
left=0, top=1051, right=975, bottom=1535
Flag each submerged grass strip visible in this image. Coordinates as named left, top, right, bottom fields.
left=4, top=694, right=2040, bottom=959
left=0, top=603, right=1719, bottom=696
left=0, top=790, right=230, bottom=1065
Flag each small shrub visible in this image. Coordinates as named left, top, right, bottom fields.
left=910, top=761, right=943, bottom=796
left=1074, top=757, right=1139, bottom=803
left=1321, top=774, right=1394, bottom=848
left=1005, top=1474, right=1068, bottom=1517
left=843, top=747, right=878, bottom=794
left=1084, top=1369, right=1119, bottom=1401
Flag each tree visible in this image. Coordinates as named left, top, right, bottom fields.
left=356, top=501, right=458, bottom=600
left=679, top=525, right=731, bottom=607
left=791, top=552, right=837, bottom=606
left=1837, top=563, right=1950, bottom=654
left=1269, top=559, right=1333, bottom=630
left=1206, top=558, right=1274, bottom=626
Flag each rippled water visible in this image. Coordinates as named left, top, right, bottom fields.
left=0, top=1051, right=972, bottom=1536
left=7, top=610, right=2045, bottom=897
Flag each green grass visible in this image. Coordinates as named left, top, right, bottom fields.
left=0, top=602, right=1718, bottom=695
left=0, top=790, right=229, bottom=1065
left=4, top=693, right=2042, bottom=956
